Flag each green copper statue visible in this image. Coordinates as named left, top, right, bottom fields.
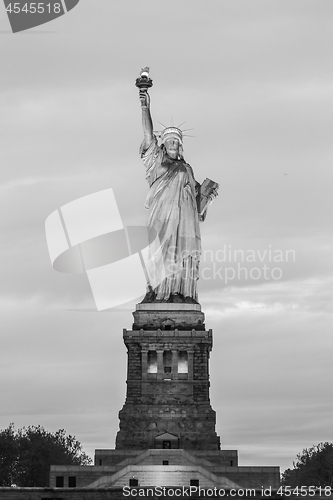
left=137, top=69, right=218, bottom=304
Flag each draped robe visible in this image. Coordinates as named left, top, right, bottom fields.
left=140, top=136, right=201, bottom=301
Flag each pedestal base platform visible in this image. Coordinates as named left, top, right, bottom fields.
left=49, top=448, right=280, bottom=490
left=133, top=303, right=205, bottom=330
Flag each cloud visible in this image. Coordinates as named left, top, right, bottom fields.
left=208, top=301, right=333, bottom=471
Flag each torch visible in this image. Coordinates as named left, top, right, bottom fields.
left=135, top=67, right=153, bottom=93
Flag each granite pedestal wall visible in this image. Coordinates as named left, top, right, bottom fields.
left=47, top=303, right=280, bottom=490
left=116, top=304, right=220, bottom=451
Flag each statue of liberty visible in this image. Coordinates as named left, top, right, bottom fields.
left=137, top=69, right=218, bottom=304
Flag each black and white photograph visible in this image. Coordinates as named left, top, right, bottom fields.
left=0, top=1, right=332, bottom=497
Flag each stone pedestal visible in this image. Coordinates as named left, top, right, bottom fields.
left=116, top=303, right=220, bottom=450
left=48, top=302, right=281, bottom=490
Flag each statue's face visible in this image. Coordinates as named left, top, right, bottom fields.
left=164, top=137, right=180, bottom=159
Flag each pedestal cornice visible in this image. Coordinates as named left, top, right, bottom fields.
left=133, top=303, right=205, bottom=330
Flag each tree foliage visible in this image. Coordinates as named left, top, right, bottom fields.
left=0, top=423, right=92, bottom=487
left=282, top=442, right=333, bottom=487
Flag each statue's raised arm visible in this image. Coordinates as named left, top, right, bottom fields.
left=140, top=90, right=153, bottom=150
left=136, top=67, right=154, bottom=150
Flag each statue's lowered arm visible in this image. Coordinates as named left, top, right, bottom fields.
left=197, top=179, right=219, bottom=222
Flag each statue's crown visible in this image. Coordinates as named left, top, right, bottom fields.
left=161, top=127, right=183, bottom=145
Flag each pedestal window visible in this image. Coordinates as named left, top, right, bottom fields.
left=163, top=350, right=172, bottom=378
left=147, top=351, right=157, bottom=373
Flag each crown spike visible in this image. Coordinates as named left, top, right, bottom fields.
left=177, top=121, right=187, bottom=129
left=157, top=121, right=167, bottom=128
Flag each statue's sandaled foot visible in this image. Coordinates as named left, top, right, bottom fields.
left=141, top=288, right=156, bottom=303
left=184, top=296, right=198, bottom=304
left=169, top=293, right=184, bottom=303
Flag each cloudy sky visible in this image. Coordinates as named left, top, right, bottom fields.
left=0, top=0, right=332, bottom=475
